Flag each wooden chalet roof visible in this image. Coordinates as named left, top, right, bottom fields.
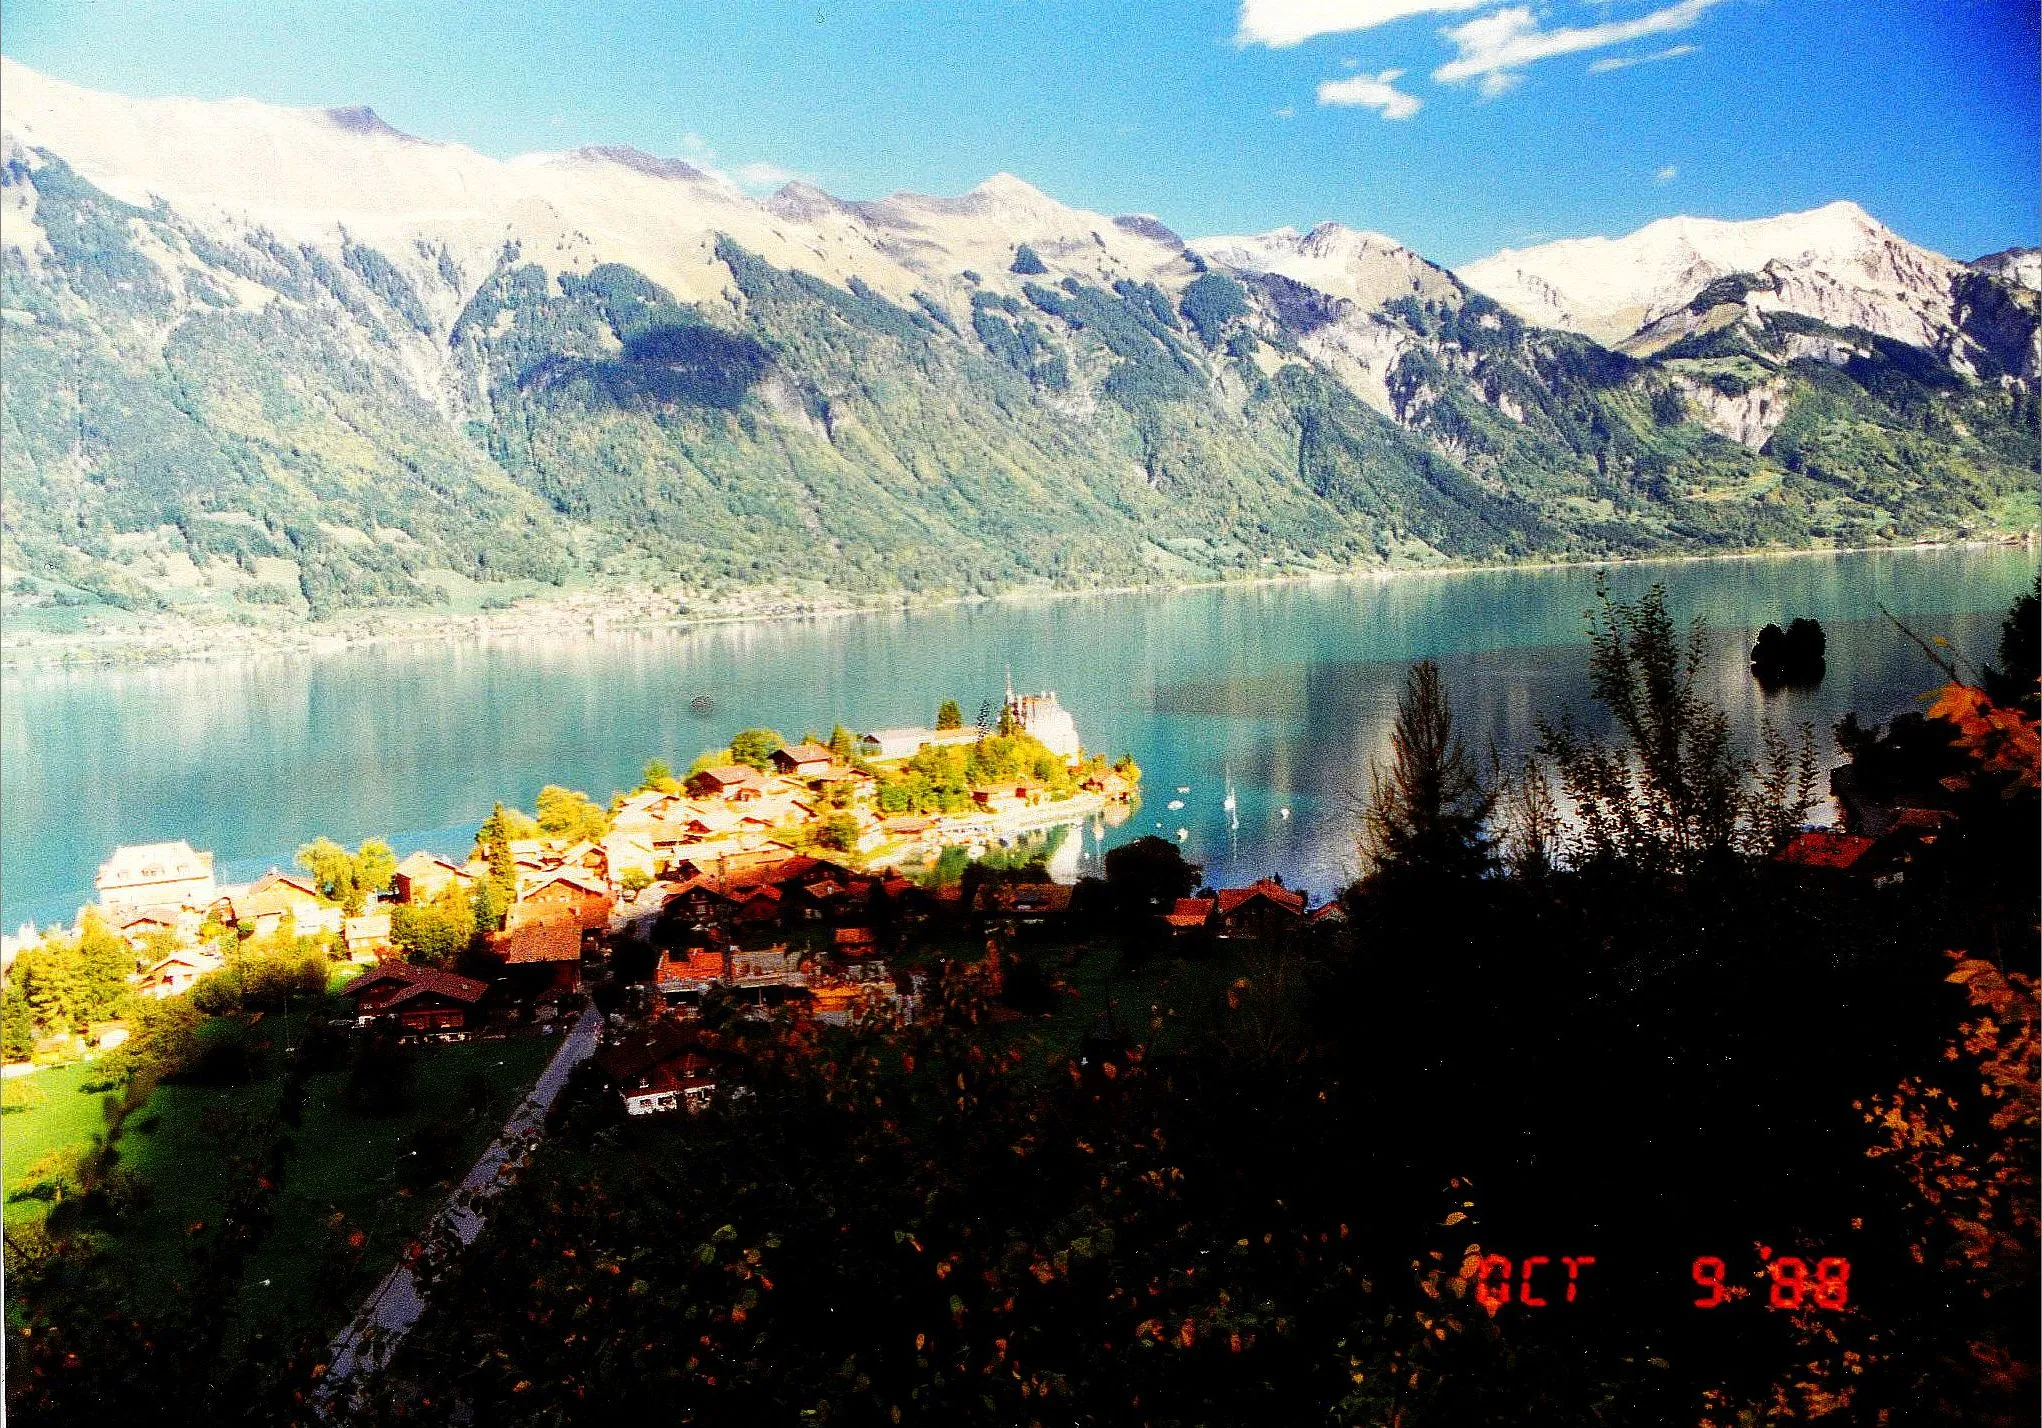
left=774, top=741, right=837, bottom=766
left=489, top=910, right=582, bottom=963
left=1213, top=880, right=1306, bottom=917
left=394, top=850, right=466, bottom=879
left=1772, top=829, right=1878, bottom=871
left=346, top=962, right=489, bottom=1006
left=691, top=764, right=765, bottom=789
left=1162, top=897, right=1214, bottom=929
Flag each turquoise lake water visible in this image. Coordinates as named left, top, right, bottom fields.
left=2, top=545, right=2033, bottom=929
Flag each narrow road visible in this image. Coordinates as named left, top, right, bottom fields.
left=317, top=1007, right=603, bottom=1412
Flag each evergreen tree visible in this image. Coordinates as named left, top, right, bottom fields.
left=1982, top=574, right=2039, bottom=717
left=828, top=724, right=857, bottom=760
left=1359, top=660, right=1494, bottom=883
left=474, top=803, right=519, bottom=932
left=936, top=700, right=963, bottom=731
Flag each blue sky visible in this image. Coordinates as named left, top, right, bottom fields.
left=4, top=0, right=2035, bottom=264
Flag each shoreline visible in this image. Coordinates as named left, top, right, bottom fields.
left=4, top=533, right=2033, bottom=675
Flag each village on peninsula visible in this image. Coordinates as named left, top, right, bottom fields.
left=2, top=686, right=1331, bottom=1113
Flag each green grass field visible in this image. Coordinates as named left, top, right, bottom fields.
left=2, top=1063, right=111, bottom=1226
left=5, top=1023, right=556, bottom=1348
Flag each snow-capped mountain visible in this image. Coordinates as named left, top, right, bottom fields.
left=2, top=58, right=2033, bottom=637
left=1190, top=223, right=1459, bottom=310
left=1455, top=201, right=2034, bottom=382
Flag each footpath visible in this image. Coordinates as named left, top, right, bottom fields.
left=316, top=1006, right=603, bottom=1413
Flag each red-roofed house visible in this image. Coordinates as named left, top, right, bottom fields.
left=514, top=872, right=615, bottom=932
left=1161, top=897, right=1214, bottom=931
left=233, top=871, right=339, bottom=937
left=1212, top=879, right=1307, bottom=942
left=488, top=909, right=582, bottom=968
left=1771, top=829, right=1877, bottom=873
left=833, top=925, right=880, bottom=956
left=344, top=963, right=489, bottom=1033
left=391, top=852, right=472, bottom=905
left=771, top=742, right=838, bottom=778
left=687, top=765, right=767, bottom=800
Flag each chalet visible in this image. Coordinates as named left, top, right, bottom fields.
left=594, top=1025, right=721, bottom=1115
left=139, top=948, right=224, bottom=999
left=771, top=741, right=838, bottom=778
left=96, top=841, right=217, bottom=918
left=728, top=944, right=803, bottom=985
left=555, top=839, right=611, bottom=882
left=232, top=871, right=339, bottom=937
left=1161, top=897, right=1214, bottom=934
left=487, top=909, right=583, bottom=986
left=687, top=765, right=767, bottom=800
left=345, top=963, right=489, bottom=1035
left=115, top=909, right=185, bottom=950
left=342, top=912, right=393, bottom=960
left=808, top=982, right=868, bottom=1024
left=513, top=872, right=615, bottom=933
left=658, top=946, right=728, bottom=999
left=1771, top=829, right=1877, bottom=875
left=975, top=881, right=1074, bottom=936
left=731, top=883, right=784, bottom=926
left=601, top=830, right=660, bottom=882
left=787, top=878, right=845, bottom=921
left=659, top=878, right=741, bottom=934
left=390, top=851, right=472, bottom=905
left=1211, top=879, right=1307, bottom=942
left=833, top=925, right=880, bottom=956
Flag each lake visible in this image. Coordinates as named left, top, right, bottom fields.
left=2, top=544, right=2033, bottom=930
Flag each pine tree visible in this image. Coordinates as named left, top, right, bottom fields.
left=1360, top=660, right=1494, bottom=883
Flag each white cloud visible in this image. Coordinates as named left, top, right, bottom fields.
left=1434, top=0, right=1724, bottom=88
left=1654, top=164, right=1679, bottom=183
left=1589, top=43, right=1698, bottom=74
left=1274, top=103, right=1298, bottom=118
left=1317, top=68, right=1424, bottom=119
left=1238, top=0, right=1485, bottom=47
left=670, top=134, right=807, bottom=195
left=733, top=161, right=801, bottom=191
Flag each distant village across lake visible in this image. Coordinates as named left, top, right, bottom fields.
left=3, top=687, right=1328, bottom=1065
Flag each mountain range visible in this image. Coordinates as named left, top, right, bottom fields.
left=2, top=58, right=2035, bottom=637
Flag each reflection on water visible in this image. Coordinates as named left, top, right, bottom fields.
left=2, top=545, right=2032, bottom=926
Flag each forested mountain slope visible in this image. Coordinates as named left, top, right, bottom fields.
left=2, top=59, right=2034, bottom=634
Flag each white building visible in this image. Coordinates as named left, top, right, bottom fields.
left=856, top=726, right=980, bottom=761
left=96, top=841, right=217, bottom=918
left=1007, top=690, right=1082, bottom=761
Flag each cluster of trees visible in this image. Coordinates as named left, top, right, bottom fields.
left=293, top=837, right=396, bottom=915
left=871, top=730, right=1076, bottom=815
left=0, top=913, right=138, bottom=1060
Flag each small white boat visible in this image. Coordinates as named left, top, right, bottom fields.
left=1175, top=827, right=1188, bottom=841
left=1279, top=807, right=1291, bottom=820
left=1175, top=786, right=1190, bottom=795
left=1166, top=799, right=1184, bottom=811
